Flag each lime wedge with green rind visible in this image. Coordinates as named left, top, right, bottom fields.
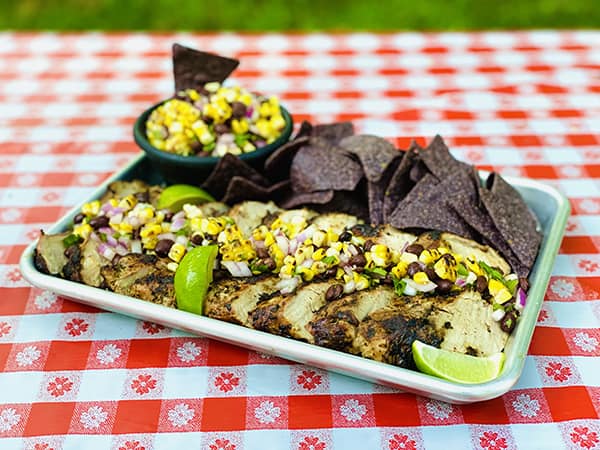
left=412, top=340, right=505, bottom=384
left=174, top=245, right=218, bottom=315
left=157, top=184, right=215, bottom=212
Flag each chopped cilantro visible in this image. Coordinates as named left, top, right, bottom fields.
left=62, top=233, right=83, bottom=248
left=322, top=255, right=337, bottom=265
left=203, top=141, right=216, bottom=152
left=478, top=261, right=504, bottom=282
left=175, top=226, right=190, bottom=236
left=234, top=133, right=249, bottom=147
left=98, top=232, right=107, bottom=242
left=457, top=263, right=469, bottom=277
left=250, top=261, right=268, bottom=273
left=505, top=278, right=518, bottom=294
left=392, top=276, right=406, bottom=297
left=365, top=267, right=387, bottom=278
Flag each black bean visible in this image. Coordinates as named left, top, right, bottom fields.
left=436, top=279, right=453, bottom=293
left=256, top=247, right=270, bottom=259
left=191, top=234, right=203, bottom=245
left=349, top=253, right=367, bottom=268
left=262, top=257, right=276, bottom=271
left=339, top=231, right=352, bottom=242
left=325, top=267, right=338, bottom=278
left=155, top=239, right=175, bottom=257
left=214, top=123, right=230, bottom=134
left=476, top=276, right=488, bottom=293
left=407, top=261, right=422, bottom=277
left=163, top=211, right=174, bottom=223
left=363, top=240, right=375, bottom=252
left=500, top=311, right=518, bottom=334
left=64, top=245, right=78, bottom=259
left=325, top=284, right=344, bottom=302
left=519, top=277, right=529, bottom=292
left=383, top=274, right=394, bottom=286
left=231, top=101, right=247, bottom=119
left=405, top=243, right=424, bottom=256
left=424, top=267, right=439, bottom=281
left=111, top=254, right=122, bottom=265
left=73, top=213, right=85, bottom=224
left=89, top=215, right=109, bottom=229
left=212, top=268, right=228, bottom=281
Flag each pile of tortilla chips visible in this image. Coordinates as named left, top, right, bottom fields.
left=198, top=121, right=542, bottom=277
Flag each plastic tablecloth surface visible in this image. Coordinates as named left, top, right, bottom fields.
left=1, top=31, right=599, bottom=450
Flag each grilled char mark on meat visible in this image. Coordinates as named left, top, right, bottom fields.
left=249, top=281, right=332, bottom=342
left=34, top=231, right=71, bottom=276
left=309, top=286, right=398, bottom=351
left=352, top=290, right=509, bottom=368
left=101, top=254, right=176, bottom=307
left=350, top=223, right=417, bottom=249
left=203, top=275, right=280, bottom=326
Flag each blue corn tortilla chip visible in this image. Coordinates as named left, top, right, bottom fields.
left=294, top=120, right=313, bottom=140
left=383, top=141, right=423, bottom=221
left=264, top=135, right=310, bottom=181
left=313, top=188, right=369, bottom=222
left=479, top=172, right=542, bottom=272
left=290, top=138, right=364, bottom=193
left=202, top=154, right=268, bottom=200
left=339, top=135, right=401, bottom=183
left=312, top=122, right=355, bottom=144
left=172, top=43, right=239, bottom=93
left=222, top=177, right=290, bottom=205
left=388, top=172, right=478, bottom=239
left=420, top=134, right=471, bottom=181
left=367, top=156, right=401, bottom=225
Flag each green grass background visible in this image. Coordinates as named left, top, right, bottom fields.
left=1, top=0, right=599, bottom=30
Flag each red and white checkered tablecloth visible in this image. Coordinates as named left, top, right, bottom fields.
left=0, top=31, right=599, bottom=450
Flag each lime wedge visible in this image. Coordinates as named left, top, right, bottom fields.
left=174, top=245, right=218, bottom=315
left=157, top=184, right=215, bottom=212
left=412, top=340, right=505, bottom=384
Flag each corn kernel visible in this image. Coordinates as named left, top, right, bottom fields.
left=270, top=218, right=282, bottom=231
left=336, top=267, right=345, bottom=279
left=231, top=118, right=249, bottom=135
left=199, top=130, right=214, bottom=145
left=312, top=230, right=326, bottom=247
left=81, top=200, right=101, bottom=216
left=73, top=223, right=92, bottom=240
left=108, top=199, right=119, bottom=208
left=166, top=262, right=179, bottom=272
left=488, top=279, right=505, bottom=296
left=391, top=261, right=408, bottom=279
left=419, top=249, right=440, bottom=265
left=264, top=232, right=275, bottom=247
left=354, top=272, right=370, bottom=290
left=168, top=243, right=186, bottom=262
left=140, top=223, right=161, bottom=239
left=252, top=225, right=268, bottom=241
left=433, top=257, right=457, bottom=282
left=326, top=229, right=339, bottom=244
left=283, top=255, right=295, bottom=266
left=118, top=222, right=133, bottom=234
left=280, top=263, right=295, bottom=277
left=413, top=271, right=430, bottom=285
left=370, top=244, right=389, bottom=266
left=259, top=102, right=272, bottom=117
left=311, top=261, right=327, bottom=273
left=465, top=258, right=483, bottom=276
left=494, top=288, right=513, bottom=304
left=118, top=195, right=137, bottom=211
left=297, top=266, right=315, bottom=281
left=313, top=248, right=326, bottom=261
left=142, top=237, right=158, bottom=250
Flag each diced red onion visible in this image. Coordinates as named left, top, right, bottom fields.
left=339, top=253, right=350, bottom=264
left=515, top=288, right=527, bottom=312
left=251, top=238, right=266, bottom=250
left=158, top=232, right=176, bottom=242
left=277, top=276, right=300, bottom=294
left=455, top=278, right=467, bottom=287
left=128, top=216, right=141, bottom=228
left=130, top=240, right=142, bottom=254
left=301, top=258, right=314, bottom=269
left=275, top=235, right=289, bottom=255
left=170, top=217, right=186, bottom=232
left=295, top=225, right=315, bottom=244
left=403, top=282, right=417, bottom=296
left=90, top=232, right=100, bottom=243
left=400, top=241, right=409, bottom=254
left=492, top=309, right=506, bottom=322
left=347, top=244, right=359, bottom=256
left=97, top=243, right=116, bottom=261
left=114, top=245, right=128, bottom=256
left=105, top=234, right=118, bottom=248
left=245, top=107, right=254, bottom=118
left=118, top=235, right=130, bottom=245
left=222, top=261, right=252, bottom=277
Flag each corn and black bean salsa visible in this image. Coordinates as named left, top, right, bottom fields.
left=69, top=193, right=525, bottom=334
left=145, top=82, right=286, bottom=157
